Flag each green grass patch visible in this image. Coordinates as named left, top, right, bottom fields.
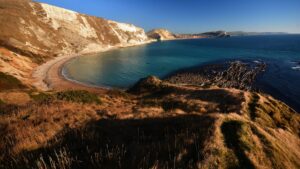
left=0, top=72, right=26, bottom=90
left=56, top=90, right=101, bottom=104
left=30, top=92, right=54, bottom=103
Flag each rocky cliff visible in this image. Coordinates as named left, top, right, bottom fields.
left=147, top=29, right=177, bottom=40
left=147, top=29, right=229, bottom=41
left=0, top=0, right=150, bottom=58
left=0, top=0, right=151, bottom=83
left=201, top=31, right=230, bottom=38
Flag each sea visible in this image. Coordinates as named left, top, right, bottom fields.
left=63, top=35, right=300, bottom=111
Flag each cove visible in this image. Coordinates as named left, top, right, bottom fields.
left=63, top=35, right=300, bottom=111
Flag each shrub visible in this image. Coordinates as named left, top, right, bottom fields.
left=56, top=90, right=101, bottom=104
left=30, top=92, right=54, bottom=103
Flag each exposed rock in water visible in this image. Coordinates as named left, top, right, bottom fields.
left=165, top=61, right=267, bottom=91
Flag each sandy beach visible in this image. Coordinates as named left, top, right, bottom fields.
left=31, top=41, right=155, bottom=93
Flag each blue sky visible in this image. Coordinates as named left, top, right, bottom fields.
left=36, top=0, right=300, bottom=33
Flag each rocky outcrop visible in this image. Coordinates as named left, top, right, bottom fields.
left=165, top=61, right=266, bottom=90
left=147, top=29, right=230, bottom=41
left=128, top=76, right=163, bottom=94
left=201, top=31, right=230, bottom=38
left=147, top=29, right=207, bottom=41
left=147, top=29, right=177, bottom=41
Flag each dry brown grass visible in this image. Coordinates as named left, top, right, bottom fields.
left=0, top=78, right=299, bottom=169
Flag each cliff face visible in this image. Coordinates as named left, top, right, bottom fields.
left=201, top=31, right=230, bottom=38
left=147, top=29, right=227, bottom=41
left=0, top=0, right=150, bottom=59
left=0, top=0, right=151, bottom=84
left=147, top=29, right=177, bottom=40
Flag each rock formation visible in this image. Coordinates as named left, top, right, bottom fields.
left=147, top=29, right=177, bottom=40
left=201, top=31, right=230, bottom=38
left=147, top=29, right=230, bottom=41
left=165, top=61, right=266, bottom=91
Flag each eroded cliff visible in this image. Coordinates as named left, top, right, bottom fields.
left=0, top=0, right=151, bottom=84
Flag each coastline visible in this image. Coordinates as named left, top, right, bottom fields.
left=31, top=37, right=205, bottom=92
left=164, top=59, right=300, bottom=113
left=32, top=41, right=155, bottom=92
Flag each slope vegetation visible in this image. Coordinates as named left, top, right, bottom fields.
left=0, top=76, right=299, bottom=169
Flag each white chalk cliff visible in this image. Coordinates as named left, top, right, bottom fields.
left=0, top=0, right=152, bottom=84
left=0, top=0, right=151, bottom=60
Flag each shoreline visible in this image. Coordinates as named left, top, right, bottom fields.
left=32, top=41, right=155, bottom=93
left=31, top=37, right=205, bottom=92
left=164, top=59, right=300, bottom=113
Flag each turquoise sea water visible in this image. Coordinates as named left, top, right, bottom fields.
left=63, top=35, right=300, bottom=111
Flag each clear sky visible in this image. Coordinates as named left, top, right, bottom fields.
left=36, top=0, right=300, bottom=34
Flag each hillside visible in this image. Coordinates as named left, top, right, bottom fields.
left=201, top=31, right=230, bottom=38
left=0, top=76, right=299, bottom=169
left=0, top=0, right=151, bottom=85
left=0, top=0, right=299, bottom=169
left=228, top=31, right=288, bottom=36
left=147, top=29, right=229, bottom=41
left=147, top=29, right=177, bottom=40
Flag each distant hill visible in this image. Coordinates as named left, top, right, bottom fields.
left=228, top=31, right=289, bottom=36
left=147, top=29, right=177, bottom=40
left=200, top=31, right=230, bottom=38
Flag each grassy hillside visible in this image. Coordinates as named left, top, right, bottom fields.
left=0, top=76, right=299, bottom=169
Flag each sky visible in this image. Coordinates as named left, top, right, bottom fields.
left=36, top=0, right=300, bottom=34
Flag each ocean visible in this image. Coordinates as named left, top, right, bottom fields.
left=63, top=35, right=300, bottom=111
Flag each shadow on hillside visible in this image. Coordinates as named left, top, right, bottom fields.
left=141, top=87, right=244, bottom=113
left=187, top=89, right=244, bottom=113
left=3, top=115, right=216, bottom=169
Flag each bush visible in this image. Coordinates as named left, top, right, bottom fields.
left=56, top=90, right=101, bottom=104
left=30, top=92, right=54, bottom=103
